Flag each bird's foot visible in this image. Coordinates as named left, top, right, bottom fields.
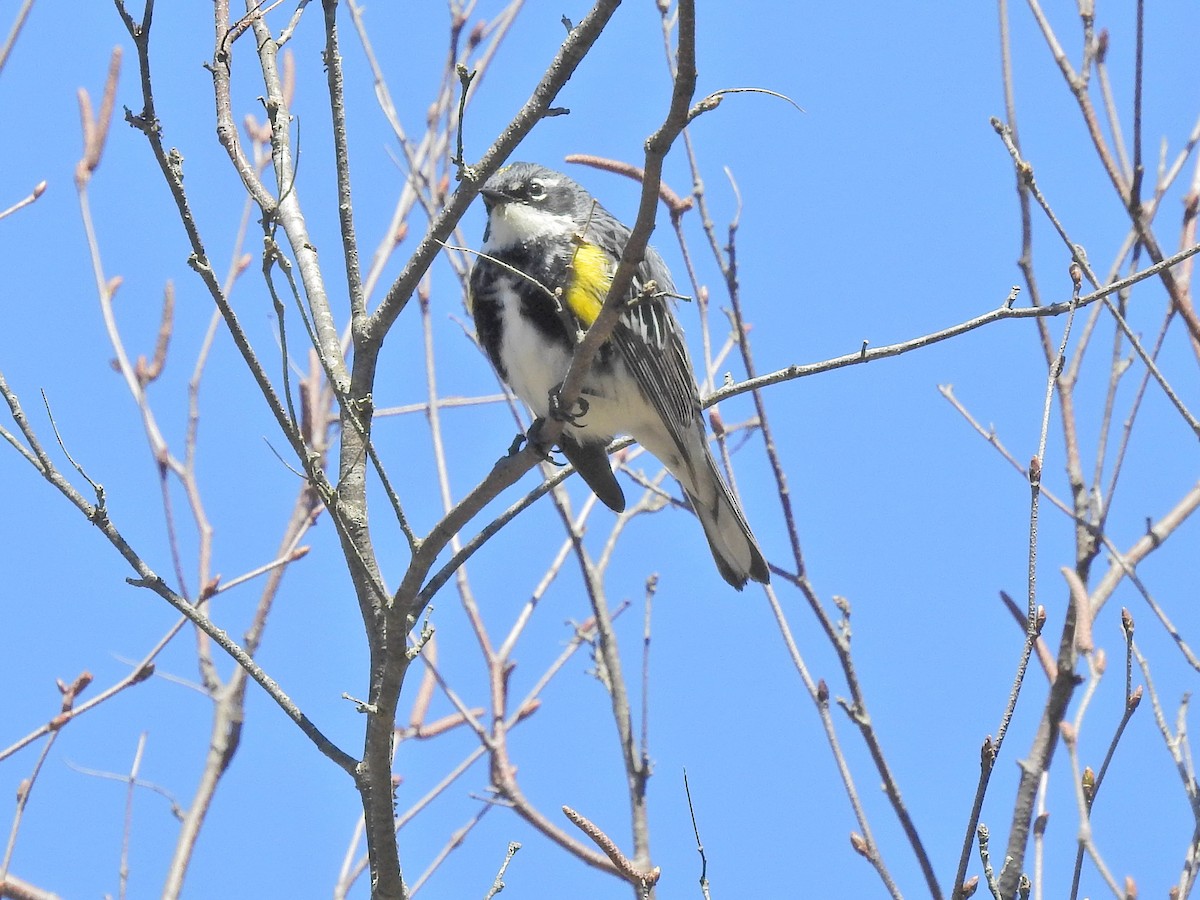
left=548, top=385, right=589, bottom=426
left=522, top=418, right=565, bottom=466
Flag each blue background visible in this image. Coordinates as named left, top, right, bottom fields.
left=1, top=2, right=1198, bottom=898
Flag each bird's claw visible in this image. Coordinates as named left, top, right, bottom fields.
left=523, top=419, right=566, bottom=466
left=549, top=386, right=589, bottom=426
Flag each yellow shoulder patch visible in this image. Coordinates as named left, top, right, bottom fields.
left=565, top=240, right=612, bottom=328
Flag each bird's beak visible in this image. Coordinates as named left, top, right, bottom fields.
left=479, top=186, right=506, bottom=211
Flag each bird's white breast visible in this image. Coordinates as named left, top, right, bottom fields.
left=493, top=279, right=573, bottom=421
left=489, top=277, right=664, bottom=447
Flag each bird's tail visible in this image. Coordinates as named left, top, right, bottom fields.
left=682, top=447, right=769, bottom=590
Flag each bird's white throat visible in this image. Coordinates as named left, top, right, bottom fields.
left=483, top=202, right=575, bottom=250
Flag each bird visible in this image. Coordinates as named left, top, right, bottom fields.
left=467, top=162, right=769, bottom=589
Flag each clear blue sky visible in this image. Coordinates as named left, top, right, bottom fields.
left=2, top=2, right=1198, bottom=898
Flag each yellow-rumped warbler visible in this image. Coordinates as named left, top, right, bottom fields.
left=468, top=162, right=769, bottom=589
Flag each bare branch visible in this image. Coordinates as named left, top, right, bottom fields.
left=0, top=0, right=36, bottom=76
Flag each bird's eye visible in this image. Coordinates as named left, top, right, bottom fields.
left=527, top=181, right=546, bottom=201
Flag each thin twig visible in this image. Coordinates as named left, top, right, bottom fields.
left=481, top=842, right=521, bottom=900
left=712, top=241, right=1200, bottom=426
left=562, top=806, right=661, bottom=889
left=118, top=733, right=148, bottom=900
left=0, top=180, right=46, bottom=222
left=0, top=0, right=36, bottom=76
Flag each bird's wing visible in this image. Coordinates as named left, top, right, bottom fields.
left=564, top=214, right=703, bottom=477
left=610, top=244, right=702, bottom=468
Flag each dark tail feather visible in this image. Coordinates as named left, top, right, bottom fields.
left=687, top=453, right=769, bottom=590
left=560, top=435, right=626, bottom=513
